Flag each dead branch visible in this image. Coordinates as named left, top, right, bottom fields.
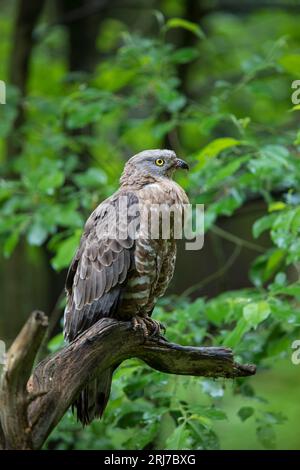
left=0, top=312, right=256, bottom=450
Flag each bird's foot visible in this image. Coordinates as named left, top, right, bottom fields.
left=131, top=316, right=149, bottom=338
left=143, top=317, right=166, bottom=338
left=131, top=316, right=166, bottom=339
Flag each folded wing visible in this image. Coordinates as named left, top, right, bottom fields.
left=64, top=191, right=140, bottom=341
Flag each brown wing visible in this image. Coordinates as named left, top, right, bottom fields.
left=64, top=190, right=140, bottom=341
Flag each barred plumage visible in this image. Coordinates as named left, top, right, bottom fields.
left=64, top=149, right=189, bottom=424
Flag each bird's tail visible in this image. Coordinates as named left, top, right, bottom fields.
left=73, top=368, right=113, bottom=425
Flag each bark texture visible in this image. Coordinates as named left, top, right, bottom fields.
left=0, top=311, right=256, bottom=450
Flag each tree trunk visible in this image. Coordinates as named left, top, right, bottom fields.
left=6, top=0, right=46, bottom=161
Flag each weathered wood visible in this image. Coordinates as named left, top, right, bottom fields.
left=0, top=312, right=256, bottom=450
left=0, top=311, right=48, bottom=449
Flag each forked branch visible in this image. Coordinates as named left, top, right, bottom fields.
left=0, top=312, right=256, bottom=450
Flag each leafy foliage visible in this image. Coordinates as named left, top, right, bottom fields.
left=45, top=292, right=294, bottom=450
left=1, top=4, right=300, bottom=450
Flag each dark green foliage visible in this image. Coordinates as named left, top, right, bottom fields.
left=1, top=3, right=300, bottom=450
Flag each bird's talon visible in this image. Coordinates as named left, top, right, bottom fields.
left=145, top=318, right=166, bottom=338
left=132, top=316, right=166, bottom=339
left=131, top=316, right=149, bottom=338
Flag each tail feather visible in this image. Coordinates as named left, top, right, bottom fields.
left=74, top=368, right=113, bottom=425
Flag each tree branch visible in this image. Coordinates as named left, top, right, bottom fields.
left=0, top=312, right=256, bottom=450
left=0, top=311, right=48, bottom=449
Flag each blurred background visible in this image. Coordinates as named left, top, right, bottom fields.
left=1, top=0, right=300, bottom=450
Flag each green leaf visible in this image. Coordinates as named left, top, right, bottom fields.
left=156, top=85, right=186, bottom=113
left=279, top=54, right=300, bottom=75
left=52, top=204, right=83, bottom=228
left=165, top=423, right=191, bottom=450
left=94, top=66, right=136, bottom=92
left=164, top=18, right=205, bottom=39
left=273, top=272, right=287, bottom=286
left=250, top=249, right=286, bottom=286
left=238, top=406, right=254, bottom=422
left=201, top=379, right=224, bottom=398
left=264, top=249, right=285, bottom=280
left=66, top=104, right=102, bottom=129
left=171, top=47, right=199, bottom=64
left=194, top=138, right=241, bottom=170
left=74, top=168, right=107, bottom=188
left=189, top=405, right=227, bottom=421
left=152, top=120, right=177, bottom=139
left=253, top=214, right=277, bottom=238
left=267, top=335, right=292, bottom=357
left=3, top=231, right=20, bottom=258
left=268, top=201, right=287, bottom=212
left=260, top=145, right=290, bottom=168
left=209, top=189, right=244, bottom=217
left=27, top=221, right=48, bottom=246
left=223, top=317, right=250, bottom=348
left=48, top=333, right=64, bottom=353
left=243, top=301, right=271, bottom=328
left=0, top=184, right=14, bottom=203
left=256, top=424, right=276, bottom=449
left=205, top=299, right=230, bottom=324
left=205, top=156, right=248, bottom=188
left=291, top=206, right=300, bottom=234
left=51, top=230, right=82, bottom=271
left=38, top=171, right=65, bottom=195
left=126, top=421, right=159, bottom=449
left=272, top=283, right=300, bottom=297
left=262, top=411, right=287, bottom=425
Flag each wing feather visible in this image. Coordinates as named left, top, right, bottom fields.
left=64, top=191, right=139, bottom=341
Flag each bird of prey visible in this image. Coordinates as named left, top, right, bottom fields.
left=64, top=149, right=189, bottom=424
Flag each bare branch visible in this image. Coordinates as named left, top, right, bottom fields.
left=0, top=311, right=48, bottom=449
left=0, top=314, right=255, bottom=450
left=138, top=340, right=256, bottom=378
left=7, top=311, right=48, bottom=388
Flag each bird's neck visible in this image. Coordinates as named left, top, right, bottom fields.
left=120, top=169, right=164, bottom=190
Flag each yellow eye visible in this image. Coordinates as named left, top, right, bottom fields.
left=155, top=158, right=165, bottom=166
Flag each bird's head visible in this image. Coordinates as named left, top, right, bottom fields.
left=120, top=149, right=189, bottom=186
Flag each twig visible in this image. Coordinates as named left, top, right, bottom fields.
left=211, top=224, right=265, bottom=253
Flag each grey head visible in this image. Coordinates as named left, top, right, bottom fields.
left=122, top=149, right=189, bottom=181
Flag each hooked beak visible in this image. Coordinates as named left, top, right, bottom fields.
left=175, top=158, right=189, bottom=170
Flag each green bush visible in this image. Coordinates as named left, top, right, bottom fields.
left=1, top=7, right=300, bottom=450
